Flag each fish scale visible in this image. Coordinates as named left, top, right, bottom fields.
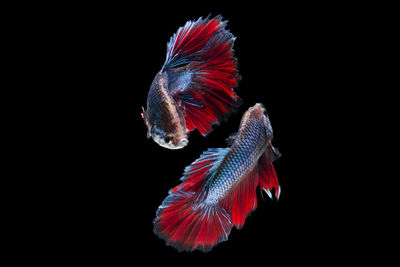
left=205, top=119, right=267, bottom=203
left=153, top=103, right=280, bottom=252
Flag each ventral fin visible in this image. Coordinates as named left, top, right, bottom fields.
left=258, top=150, right=280, bottom=199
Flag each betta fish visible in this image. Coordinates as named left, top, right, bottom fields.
left=141, top=15, right=240, bottom=149
left=153, top=103, right=281, bottom=252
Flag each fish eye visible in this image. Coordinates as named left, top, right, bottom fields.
left=164, top=136, right=172, bottom=143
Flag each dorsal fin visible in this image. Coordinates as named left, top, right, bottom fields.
left=162, top=15, right=240, bottom=136
left=225, top=132, right=238, bottom=146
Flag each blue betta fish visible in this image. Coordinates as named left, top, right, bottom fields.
left=153, top=103, right=281, bottom=252
left=141, top=15, right=240, bottom=149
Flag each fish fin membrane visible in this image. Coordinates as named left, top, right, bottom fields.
left=220, top=166, right=259, bottom=228
left=219, top=146, right=280, bottom=228
left=258, top=148, right=281, bottom=199
left=155, top=148, right=231, bottom=252
left=163, top=15, right=239, bottom=136
left=171, top=147, right=230, bottom=193
left=153, top=189, right=232, bottom=252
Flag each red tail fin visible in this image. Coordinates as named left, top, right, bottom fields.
left=164, top=16, right=240, bottom=136
left=154, top=190, right=231, bottom=252
left=154, top=148, right=232, bottom=252
left=154, top=147, right=280, bottom=252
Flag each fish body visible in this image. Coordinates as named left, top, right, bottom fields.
left=142, top=16, right=240, bottom=149
left=153, top=103, right=281, bottom=252
left=205, top=104, right=273, bottom=203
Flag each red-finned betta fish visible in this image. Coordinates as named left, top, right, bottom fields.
left=153, top=103, right=281, bottom=252
left=141, top=16, right=239, bottom=149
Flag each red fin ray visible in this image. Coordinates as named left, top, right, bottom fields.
left=164, top=16, right=239, bottom=136
left=220, top=147, right=281, bottom=227
left=175, top=148, right=229, bottom=192
left=221, top=166, right=259, bottom=228
left=163, top=17, right=222, bottom=69
left=154, top=143, right=280, bottom=252
left=258, top=149, right=281, bottom=199
left=153, top=190, right=232, bottom=252
left=154, top=148, right=232, bottom=251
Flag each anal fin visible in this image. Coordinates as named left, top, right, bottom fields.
left=221, top=166, right=259, bottom=228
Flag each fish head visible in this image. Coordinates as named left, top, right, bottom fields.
left=243, top=103, right=274, bottom=139
left=143, top=71, right=190, bottom=149
left=143, top=108, right=189, bottom=150
left=150, top=124, right=189, bottom=149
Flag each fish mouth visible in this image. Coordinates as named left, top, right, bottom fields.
left=240, top=103, right=273, bottom=139
left=153, top=135, right=188, bottom=150
left=241, top=103, right=267, bottom=122
left=248, top=103, right=266, bottom=115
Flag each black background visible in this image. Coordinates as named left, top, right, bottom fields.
left=49, top=3, right=359, bottom=264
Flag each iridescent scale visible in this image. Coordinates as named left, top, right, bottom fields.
left=205, top=119, right=267, bottom=203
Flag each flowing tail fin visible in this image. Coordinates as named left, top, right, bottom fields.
left=154, top=145, right=280, bottom=252
left=154, top=148, right=232, bottom=252
left=153, top=190, right=231, bottom=252
left=163, top=15, right=240, bottom=136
